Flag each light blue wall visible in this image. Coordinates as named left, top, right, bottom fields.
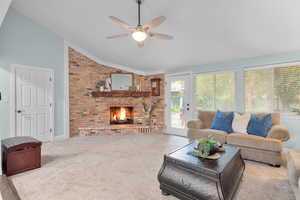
left=168, top=51, right=300, bottom=74
left=282, top=118, right=300, bottom=149
left=168, top=52, right=300, bottom=150
left=0, top=8, right=65, bottom=138
left=0, top=61, right=10, bottom=138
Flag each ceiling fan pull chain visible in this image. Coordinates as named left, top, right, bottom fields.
left=138, top=0, right=141, bottom=26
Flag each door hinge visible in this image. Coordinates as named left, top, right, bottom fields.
left=50, top=103, right=52, bottom=107
left=50, top=128, right=53, bottom=133
left=49, top=77, right=53, bottom=82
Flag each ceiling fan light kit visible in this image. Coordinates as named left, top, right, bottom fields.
left=107, top=0, right=173, bottom=47
left=132, top=31, right=147, bottom=42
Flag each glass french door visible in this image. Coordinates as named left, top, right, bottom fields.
left=166, top=75, right=191, bottom=136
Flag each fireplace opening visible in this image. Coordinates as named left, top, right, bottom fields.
left=110, top=107, right=134, bottom=125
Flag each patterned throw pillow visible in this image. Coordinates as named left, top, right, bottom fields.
left=210, top=111, right=234, bottom=133
left=247, top=114, right=273, bottom=137
left=232, top=113, right=251, bottom=134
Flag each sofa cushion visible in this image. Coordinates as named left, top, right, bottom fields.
left=197, top=110, right=280, bottom=129
left=254, top=112, right=280, bottom=126
left=227, top=133, right=282, bottom=152
left=187, top=128, right=227, bottom=144
left=247, top=114, right=272, bottom=137
left=198, top=110, right=216, bottom=129
left=187, top=120, right=205, bottom=129
left=210, top=111, right=234, bottom=133
left=232, top=112, right=251, bottom=134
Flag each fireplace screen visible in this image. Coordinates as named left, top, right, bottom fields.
left=110, top=107, right=134, bottom=124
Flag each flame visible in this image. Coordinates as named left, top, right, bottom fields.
left=119, top=107, right=127, bottom=120
left=111, top=107, right=129, bottom=122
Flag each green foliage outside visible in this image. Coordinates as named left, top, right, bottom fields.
left=245, top=69, right=273, bottom=112
left=170, top=91, right=183, bottom=113
left=245, top=66, right=300, bottom=114
left=170, top=108, right=180, bottom=113
left=195, top=66, right=300, bottom=115
left=274, top=66, right=300, bottom=113
left=196, top=73, right=235, bottom=111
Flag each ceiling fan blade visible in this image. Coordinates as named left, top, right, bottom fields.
left=150, top=32, right=174, bottom=40
left=107, top=33, right=129, bottom=39
left=145, top=16, right=166, bottom=29
left=137, top=41, right=144, bottom=48
left=109, top=16, right=132, bottom=30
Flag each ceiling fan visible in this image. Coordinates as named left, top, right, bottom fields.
left=107, top=0, right=174, bottom=47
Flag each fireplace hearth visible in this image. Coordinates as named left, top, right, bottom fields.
left=110, top=107, right=134, bottom=125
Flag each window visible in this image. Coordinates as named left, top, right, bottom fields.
left=245, top=65, right=300, bottom=115
left=195, top=72, right=235, bottom=111
left=170, top=80, right=185, bottom=128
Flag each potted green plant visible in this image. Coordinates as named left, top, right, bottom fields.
left=97, top=80, right=105, bottom=91
left=196, top=136, right=219, bottom=157
left=129, top=86, right=137, bottom=92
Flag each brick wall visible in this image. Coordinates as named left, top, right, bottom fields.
left=69, top=48, right=165, bottom=136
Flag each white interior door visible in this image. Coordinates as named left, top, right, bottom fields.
left=14, top=65, right=54, bottom=141
left=166, top=75, right=192, bottom=136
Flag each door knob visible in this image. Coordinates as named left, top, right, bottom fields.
left=17, top=110, right=22, bottom=113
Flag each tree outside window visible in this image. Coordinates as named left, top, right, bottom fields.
left=245, top=65, right=300, bottom=115
left=196, top=73, right=235, bottom=111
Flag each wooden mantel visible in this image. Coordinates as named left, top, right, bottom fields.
left=91, top=91, right=152, bottom=97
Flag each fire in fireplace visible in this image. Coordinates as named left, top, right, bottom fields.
left=110, top=107, right=134, bottom=124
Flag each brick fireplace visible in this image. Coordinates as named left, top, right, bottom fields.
left=69, top=48, right=165, bottom=137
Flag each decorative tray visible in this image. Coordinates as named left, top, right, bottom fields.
left=189, top=151, right=221, bottom=160
left=188, top=146, right=226, bottom=160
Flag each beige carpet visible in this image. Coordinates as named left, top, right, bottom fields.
left=0, top=176, right=20, bottom=200
left=10, top=135, right=295, bottom=200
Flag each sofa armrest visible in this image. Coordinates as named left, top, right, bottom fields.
left=187, top=120, right=205, bottom=129
left=267, top=125, right=291, bottom=142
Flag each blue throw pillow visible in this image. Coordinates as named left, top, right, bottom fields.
left=210, top=111, right=234, bottom=133
left=247, top=114, right=272, bottom=137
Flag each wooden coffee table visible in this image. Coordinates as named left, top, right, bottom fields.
left=158, top=141, right=245, bottom=200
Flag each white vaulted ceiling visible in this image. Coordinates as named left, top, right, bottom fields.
left=11, top=0, right=300, bottom=74
left=0, top=0, right=12, bottom=26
